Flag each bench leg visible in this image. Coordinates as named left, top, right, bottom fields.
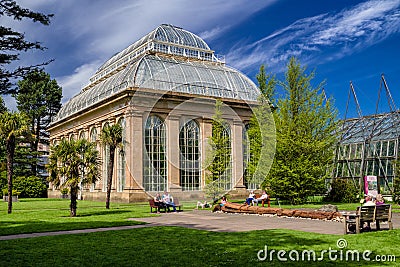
left=343, top=220, right=348, bottom=235
left=356, top=219, right=361, bottom=234
left=376, top=221, right=380, bottom=231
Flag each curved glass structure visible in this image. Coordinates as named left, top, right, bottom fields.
left=144, top=115, right=167, bottom=191
left=179, top=120, right=200, bottom=191
left=52, top=24, right=260, bottom=124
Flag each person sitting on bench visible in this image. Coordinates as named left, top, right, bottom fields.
left=252, top=191, right=268, bottom=206
left=154, top=193, right=166, bottom=213
left=245, top=190, right=256, bottom=205
left=162, top=191, right=177, bottom=212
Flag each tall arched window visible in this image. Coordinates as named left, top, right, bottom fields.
left=243, top=124, right=257, bottom=189
left=179, top=120, right=200, bottom=191
left=79, top=131, right=85, bottom=140
left=117, top=118, right=126, bottom=192
left=89, top=127, right=98, bottom=192
left=90, top=127, right=97, bottom=143
left=102, top=122, right=110, bottom=192
left=210, top=121, right=232, bottom=191
left=144, top=115, right=166, bottom=191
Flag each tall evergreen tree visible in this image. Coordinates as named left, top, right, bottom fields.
left=0, top=111, right=30, bottom=213
left=16, top=69, right=62, bottom=176
left=0, top=96, right=7, bottom=114
left=265, top=57, right=338, bottom=204
left=245, top=66, right=276, bottom=189
left=0, top=0, right=53, bottom=94
left=47, top=139, right=100, bottom=217
left=256, top=64, right=277, bottom=105
left=100, top=124, right=123, bottom=209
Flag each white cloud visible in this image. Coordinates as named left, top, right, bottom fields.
left=2, top=0, right=277, bottom=104
left=56, top=61, right=102, bottom=103
left=226, top=0, right=400, bottom=72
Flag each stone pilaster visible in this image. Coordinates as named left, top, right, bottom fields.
left=166, top=115, right=181, bottom=192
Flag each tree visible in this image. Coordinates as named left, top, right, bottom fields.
left=256, top=64, right=277, bottom=105
left=0, top=0, right=53, bottom=94
left=245, top=65, right=276, bottom=189
left=16, top=69, right=62, bottom=175
left=0, top=111, right=29, bottom=213
left=100, top=124, right=123, bottom=209
left=0, top=96, right=7, bottom=114
left=265, top=57, right=338, bottom=204
left=204, top=100, right=231, bottom=202
left=47, top=139, right=100, bottom=217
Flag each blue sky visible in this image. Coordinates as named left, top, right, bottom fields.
left=2, top=0, right=400, bottom=118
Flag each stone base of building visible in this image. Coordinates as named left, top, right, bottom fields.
left=48, top=187, right=252, bottom=203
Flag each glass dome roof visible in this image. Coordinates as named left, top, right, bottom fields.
left=52, top=25, right=260, bottom=124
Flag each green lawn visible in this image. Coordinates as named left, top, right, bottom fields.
left=0, top=199, right=399, bottom=266
left=0, top=227, right=399, bottom=266
left=0, top=198, right=154, bottom=236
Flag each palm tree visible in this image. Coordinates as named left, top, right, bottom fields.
left=100, top=123, right=123, bottom=209
left=47, top=139, right=100, bottom=217
left=0, top=111, right=30, bottom=214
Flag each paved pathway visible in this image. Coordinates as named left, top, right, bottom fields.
left=1, top=209, right=398, bottom=240
left=135, top=209, right=399, bottom=234
left=131, top=210, right=349, bottom=235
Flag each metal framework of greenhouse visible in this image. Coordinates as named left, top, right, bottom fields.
left=333, top=75, right=399, bottom=195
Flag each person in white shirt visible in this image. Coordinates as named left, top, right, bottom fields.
left=252, top=191, right=268, bottom=206
left=245, top=190, right=256, bottom=205
left=162, top=191, right=177, bottom=212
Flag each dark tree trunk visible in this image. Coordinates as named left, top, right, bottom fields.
left=6, top=135, right=15, bottom=214
left=32, top=118, right=41, bottom=176
left=70, top=186, right=78, bottom=217
left=105, top=147, right=115, bottom=209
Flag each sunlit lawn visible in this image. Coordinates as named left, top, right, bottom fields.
left=0, top=226, right=399, bottom=266
left=0, top=198, right=155, bottom=236
left=0, top=199, right=399, bottom=266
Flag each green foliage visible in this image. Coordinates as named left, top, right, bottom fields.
left=325, top=178, right=359, bottom=203
left=265, top=58, right=339, bottom=204
left=13, top=176, right=47, bottom=198
left=0, top=1, right=53, bottom=94
left=0, top=95, right=7, bottom=113
left=2, top=188, right=19, bottom=196
left=204, top=100, right=231, bottom=200
left=0, top=111, right=30, bottom=213
left=15, top=69, right=62, bottom=176
left=60, top=187, right=69, bottom=195
left=256, top=64, right=277, bottom=104
left=47, top=139, right=100, bottom=216
left=100, top=123, right=124, bottom=209
left=245, top=65, right=276, bottom=189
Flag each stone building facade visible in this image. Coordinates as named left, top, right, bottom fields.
left=48, top=24, right=261, bottom=202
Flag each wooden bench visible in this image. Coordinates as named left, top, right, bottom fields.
left=252, top=194, right=270, bottom=207
left=173, top=198, right=183, bottom=211
left=148, top=199, right=166, bottom=213
left=344, top=204, right=393, bottom=234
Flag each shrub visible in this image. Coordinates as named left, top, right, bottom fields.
left=14, top=176, right=47, bottom=198
left=393, top=175, right=400, bottom=204
left=325, top=178, right=359, bottom=203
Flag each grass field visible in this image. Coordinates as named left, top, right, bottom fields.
left=0, top=199, right=399, bottom=266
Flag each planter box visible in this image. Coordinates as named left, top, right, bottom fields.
left=3, top=196, right=18, bottom=202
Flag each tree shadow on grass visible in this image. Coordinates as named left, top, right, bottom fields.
left=75, top=210, right=131, bottom=217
